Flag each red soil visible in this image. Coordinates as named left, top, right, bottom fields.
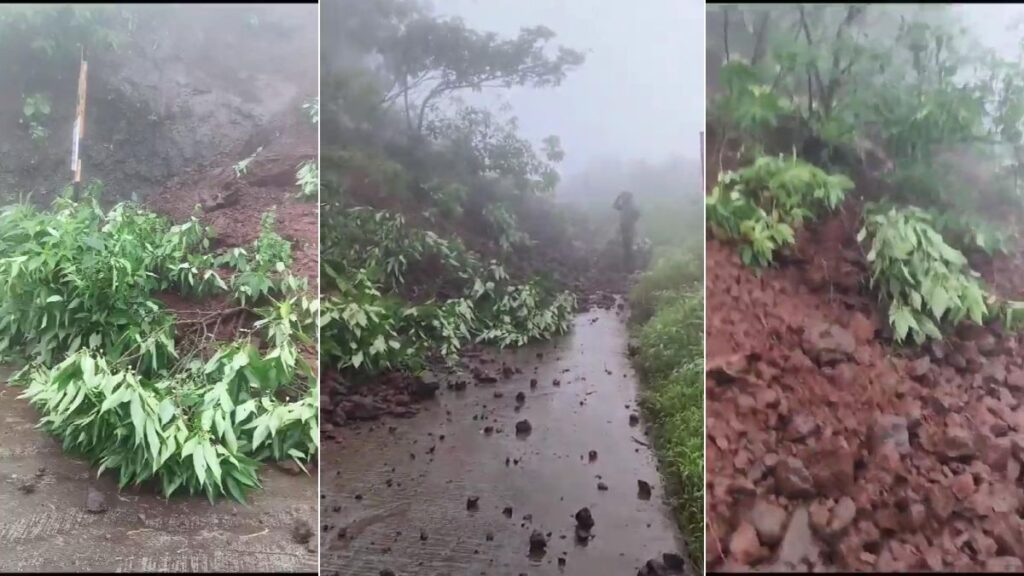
left=707, top=204, right=1024, bottom=572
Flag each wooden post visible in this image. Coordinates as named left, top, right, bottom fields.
left=71, top=46, right=88, bottom=199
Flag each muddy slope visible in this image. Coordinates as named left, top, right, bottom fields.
left=706, top=206, right=1024, bottom=572
left=0, top=5, right=317, bottom=204
left=322, top=306, right=687, bottom=576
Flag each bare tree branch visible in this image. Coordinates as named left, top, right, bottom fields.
left=723, top=5, right=732, bottom=63
left=751, top=10, right=772, bottom=66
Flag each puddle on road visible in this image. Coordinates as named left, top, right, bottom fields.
left=323, top=306, right=685, bottom=576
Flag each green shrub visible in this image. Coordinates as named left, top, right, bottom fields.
left=632, top=286, right=703, bottom=567
left=296, top=160, right=319, bottom=200
left=0, top=189, right=317, bottom=502
left=708, top=155, right=852, bottom=267
left=859, top=204, right=989, bottom=344
left=320, top=207, right=576, bottom=374
left=630, top=250, right=702, bottom=324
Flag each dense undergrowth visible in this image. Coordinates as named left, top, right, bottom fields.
left=707, top=4, right=1024, bottom=344
left=630, top=249, right=704, bottom=566
left=322, top=0, right=585, bottom=381
left=2, top=185, right=317, bottom=502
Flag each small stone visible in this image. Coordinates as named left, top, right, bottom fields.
left=575, top=507, right=595, bottom=530
left=515, top=419, right=533, bottom=436
left=662, top=553, right=685, bottom=571
left=637, top=479, right=653, bottom=500
left=529, top=529, right=547, bottom=553
left=748, top=500, right=787, bottom=546
left=86, top=487, right=107, bottom=514
left=939, top=427, right=975, bottom=461
left=777, top=507, right=819, bottom=567
left=907, top=356, right=931, bottom=380
left=774, top=457, right=815, bottom=499
left=951, top=473, right=975, bottom=500
left=728, top=521, right=764, bottom=565
left=467, top=496, right=480, bottom=511
left=784, top=414, right=819, bottom=442
left=871, top=415, right=910, bottom=454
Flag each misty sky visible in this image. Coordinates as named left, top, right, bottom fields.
left=959, top=4, right=1024, bottom=60
left=431, top=0, right=704, bottom=175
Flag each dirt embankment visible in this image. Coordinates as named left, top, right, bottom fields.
left=707, top=200, right=1024, bottom=572
left=0, top=5, right=317, bottom=206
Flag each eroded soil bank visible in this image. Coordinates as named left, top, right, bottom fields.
left=322, top=306, right=689, bottom=576
left=707, top=206, right=1024, bottom=572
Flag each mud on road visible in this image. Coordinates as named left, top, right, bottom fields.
left=322, top=306, right=687, bottom=576
left=0, top=371, right=317, bottom=573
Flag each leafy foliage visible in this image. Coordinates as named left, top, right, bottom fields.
left=630, top=252, right=703, bottom=567
left=707, top=155, right=852, bottom=266
left=858, top=205, right=989, bottom=344
left=21, top=92, right=51, bottom=143
left=321, top=207, right=575, bottom=374
left=375, top=10, right=584, bottom=133
left=233, top=147, right=262, bottom=179
left=0, top=6, right=130, bottom=64
left=1, top=189, right=316, bottom=502
left=303, top=97, right=319, bottom=125
left=295, top=160, right=319, bottom=200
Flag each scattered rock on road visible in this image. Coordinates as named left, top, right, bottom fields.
left=515, top=419, right=533, bottom=436
left=637, top=479, right=652, bottom=500
left=85, top=486, right=107, bottom=513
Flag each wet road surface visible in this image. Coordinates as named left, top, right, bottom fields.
left=323, top=307, right=685, bottom=576
left=0, top=370, right=317, bottom=573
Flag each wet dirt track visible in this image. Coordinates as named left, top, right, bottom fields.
left=0, top=371, right=317, bottom=573
left=322, top=307, right=685, bottom=576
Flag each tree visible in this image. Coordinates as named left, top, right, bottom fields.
left=378, top=16, right=585, bottom=134
left=425, top=105, right=562, bottom=195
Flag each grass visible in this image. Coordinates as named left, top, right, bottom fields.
left=629, top=249, right=704, bottom=566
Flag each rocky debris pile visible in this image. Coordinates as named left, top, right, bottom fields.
left=321, top=371, right=441, bottom=429
left=706, top=230, right=1024, bottom=572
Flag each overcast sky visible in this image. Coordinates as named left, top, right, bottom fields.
left=958, top=4, right=1024, bottom=60
left=431, top=0, right=704, bottom=175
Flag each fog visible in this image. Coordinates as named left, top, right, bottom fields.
left=430, top=0, right=705, bottom=176
left=959, top=4, right=1024, bottom=61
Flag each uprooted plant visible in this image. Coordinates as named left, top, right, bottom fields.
left=320, top=207, right=575, bottom=375
left=0, top=185, right=317, bottom=502
left=858, top=204, right=989, bottom=344
left=707, top=154, right=853, bottom=267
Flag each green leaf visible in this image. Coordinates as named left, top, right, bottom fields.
left=158, top=398, right=176, bottom=425
left=252, top=421, right=270, bottom=450
left=193, top=446, right=208, bottom=486
left=145, top=420, right=161, bottom=462
left=129, top=392, right=145, bottom=445
left=204, top=442, right=221, bottom=485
